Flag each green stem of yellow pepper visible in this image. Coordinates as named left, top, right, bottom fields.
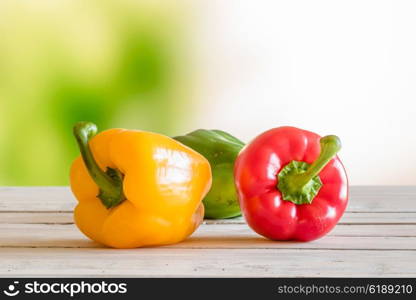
left=73, top=122, right=125, bottom=208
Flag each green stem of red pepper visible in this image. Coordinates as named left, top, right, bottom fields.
left=277, top=135, right=341, bottom=205
left=296, top=135, right=341, bottom=186
left=73, top=121, right=125, bottom=209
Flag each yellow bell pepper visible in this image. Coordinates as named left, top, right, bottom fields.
left=70, top=122, right=212, bottom=248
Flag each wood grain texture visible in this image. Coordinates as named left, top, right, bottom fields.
left=0, top=248, right=414, bottom=277
left=0, top=187, right=75, bottom=212
left=1, top=212, right=415, bottom=225
left=0, top=223, right=415, bottom=250
left=1, top=186, right=415, bottom=212
left=0, top=186, right=415, bottom=277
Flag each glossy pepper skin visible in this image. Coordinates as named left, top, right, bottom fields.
left=174, top=129, right=244, bottom=219
left=234, top=126, right=348, bottom=241
left=70, top=122, right=211, bottom=248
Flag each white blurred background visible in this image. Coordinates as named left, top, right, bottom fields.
left=187, top=0, right=416, bottom=185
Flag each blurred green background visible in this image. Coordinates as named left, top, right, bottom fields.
left=0, top=0, right=192, bottom=185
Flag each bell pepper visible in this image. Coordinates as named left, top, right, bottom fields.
left=234, top=126, right=348, bottom=241
left=174, top=129, right=244, bottom=219
left=70, top=121, right=212, bottom=248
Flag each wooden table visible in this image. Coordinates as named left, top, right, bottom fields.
left=0, top=186, right=415, bottom=277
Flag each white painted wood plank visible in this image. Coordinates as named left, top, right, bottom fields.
left=1, top=212, right=416, bottom=225
left=348, top=186, right=416, bottom=212
left=0, top=186, right=414, bottom=212
left=0, top=248, right=414, bottom=277
left=339, top=212, right=416, bottom=224
left=0, top=212, right=74, bottom=224
left=0, top=223, right=415, bottom=249
left=205, top=212, right=416, bottom=225
left=196, top=223, right=416, bottom=238
left=0, top=187, right=75, bottom=212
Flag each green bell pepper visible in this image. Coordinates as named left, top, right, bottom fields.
left=174, top=129, right=244, bottom=219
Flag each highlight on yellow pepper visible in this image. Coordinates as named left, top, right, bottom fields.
left=70, top=122, right=212, bottom=248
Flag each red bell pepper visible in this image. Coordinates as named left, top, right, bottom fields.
left=234, top=126, right=348, bottom=241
